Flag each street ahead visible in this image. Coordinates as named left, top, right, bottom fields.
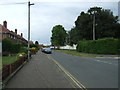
left=49, top=51, right=118, bottom=88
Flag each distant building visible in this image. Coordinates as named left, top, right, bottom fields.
left=60, top=44, right=77, bottom=50
left=29, top=41, right=34, bottom=44
left=0, top=21, right=27, bottom=45
left=118, top=1, right=120, bottom=23
left=39, top=44, right=44, bottom=48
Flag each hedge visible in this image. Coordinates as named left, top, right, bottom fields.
left=76, top=38, right=119, bottom=54
left=2, top=38, right=25, bottom=55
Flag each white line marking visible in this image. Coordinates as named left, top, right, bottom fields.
left=47, top=54, right=87, bottom=90
left=94, top=59, right=115, bottom=65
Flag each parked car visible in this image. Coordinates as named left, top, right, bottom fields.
left=41, top=48, right=45, bottom=52
left=41, top=48, right=52, bottom=54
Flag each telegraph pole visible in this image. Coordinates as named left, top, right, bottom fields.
left=93, top=11, right=95, bottom=40
left=28, top=1, right=34, bottom=61
left=68, top=32, right=70, bottom=51
left=67, top=31, right=70, bottom=51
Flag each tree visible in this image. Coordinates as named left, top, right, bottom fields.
left=68, top=27, right=80, bottom=45
left=70, top=7, right=119, bottom=45
left=51, top=25, right=67, bottom=48
left=35, top=41, right=39, bottom=45
left=75, top=12, right=93, bottom=40
left=89, top=8, right=119, bottom=39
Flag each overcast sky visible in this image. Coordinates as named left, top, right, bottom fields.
left=0, top=0, right=119, bottom=45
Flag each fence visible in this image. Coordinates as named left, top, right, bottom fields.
left=2, top=56, right=27, bottom=81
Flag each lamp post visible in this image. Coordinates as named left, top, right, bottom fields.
left=28, top=1, right=34, bottom=61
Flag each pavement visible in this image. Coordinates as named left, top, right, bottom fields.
left=5, top=50, right=78, bottom=88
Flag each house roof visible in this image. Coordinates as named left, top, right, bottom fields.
left=0, top=24, right=9, bottom=33
left=0, top=23, right=27, bottom=41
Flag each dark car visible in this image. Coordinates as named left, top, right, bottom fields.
left=41, top=48, right=52, bottom=54
left=41, top=48, right=45, bottom=52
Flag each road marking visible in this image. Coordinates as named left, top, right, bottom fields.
left=95, top=56, right=120, bottom=59
left=93, top=59, right=118, bottom=66
left=108, top=63, right=112, bottom=64
left=96, top=60, right=100, bottom=62
left=47, top=54, right=87, bottom=90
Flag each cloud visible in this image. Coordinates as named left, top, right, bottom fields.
left=0, top=1, right=118, bottom=45
left=0, top=0, right=119, bottom=4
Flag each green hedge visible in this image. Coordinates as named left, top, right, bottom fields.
left=77, top=38, right=119, bottom=54
left=2, top=38, right=24, bottom=55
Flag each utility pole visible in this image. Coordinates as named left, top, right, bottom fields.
left=118, top=1, right=120, bottom=23
left=69, top=32, right=70, bottom=51
left=93, top=11, right=95, bottom=40
left=67, top=31, right=70, bottom=51
left=28, top=1, right=34, bottom=61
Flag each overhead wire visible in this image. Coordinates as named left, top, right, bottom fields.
left=0, top=2, right=28, bottom=5
left=0, top=1, right=46, bottom=5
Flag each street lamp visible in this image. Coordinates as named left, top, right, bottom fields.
left=28, top=1, right=34, bottom=61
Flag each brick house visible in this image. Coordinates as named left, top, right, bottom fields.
left=0, top=21, right=27, bottom=45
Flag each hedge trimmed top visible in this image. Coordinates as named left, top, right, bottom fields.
left=77, top=38, right=119, bottom=55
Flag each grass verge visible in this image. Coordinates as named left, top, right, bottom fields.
left=54, top=49, right=101, bottom=57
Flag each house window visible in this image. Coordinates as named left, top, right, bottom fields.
left=11, top=35, right=13, bottom=39
left=14, top=36, right=16, bottom=39
left=8, top=34, right=11, bottom=38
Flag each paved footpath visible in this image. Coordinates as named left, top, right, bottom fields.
left=5, top=50, right=77, bottom=88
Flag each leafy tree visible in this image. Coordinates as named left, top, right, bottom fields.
left=89, top=8, right=119, bottom=39
left=68, top=27, right=80, bottom=45
left=70, top=7, right=119, bottom=45
left=75, top=12, right=93, bottom=40
left=51, top=25, right=67, bottom=48
left=35, top=41, right=39, bottom=45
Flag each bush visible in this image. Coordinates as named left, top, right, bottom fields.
left=30, top=47, right=37, bottom=54
left=17, top=52, right=27, bottom=59
left=2, top=38, right=13, bottom=53
left=19, top=47, right=28, bottom=53
left=30, top=44, right=39, bottom=50
left=11, top=43, right=23, bottom=53
left=77, top=38, right=119, bottom=54
left=2, top=38, right=23, bottom=54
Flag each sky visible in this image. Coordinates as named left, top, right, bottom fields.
left=0, top=0, right=119, bottom=45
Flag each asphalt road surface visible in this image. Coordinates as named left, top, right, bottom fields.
left=49, top=51, right=118, bottom=88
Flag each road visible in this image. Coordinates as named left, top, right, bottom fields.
left=49, top=51, right=118, bottom=88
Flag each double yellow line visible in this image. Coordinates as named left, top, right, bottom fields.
left=47, top=54, right=87, bottom=90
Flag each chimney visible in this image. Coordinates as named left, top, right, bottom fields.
left=21, top=33, right=23, bottom=37
left=15, top=29, right=17, bottom=34
left=3, top=21, right=7, bottom=29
